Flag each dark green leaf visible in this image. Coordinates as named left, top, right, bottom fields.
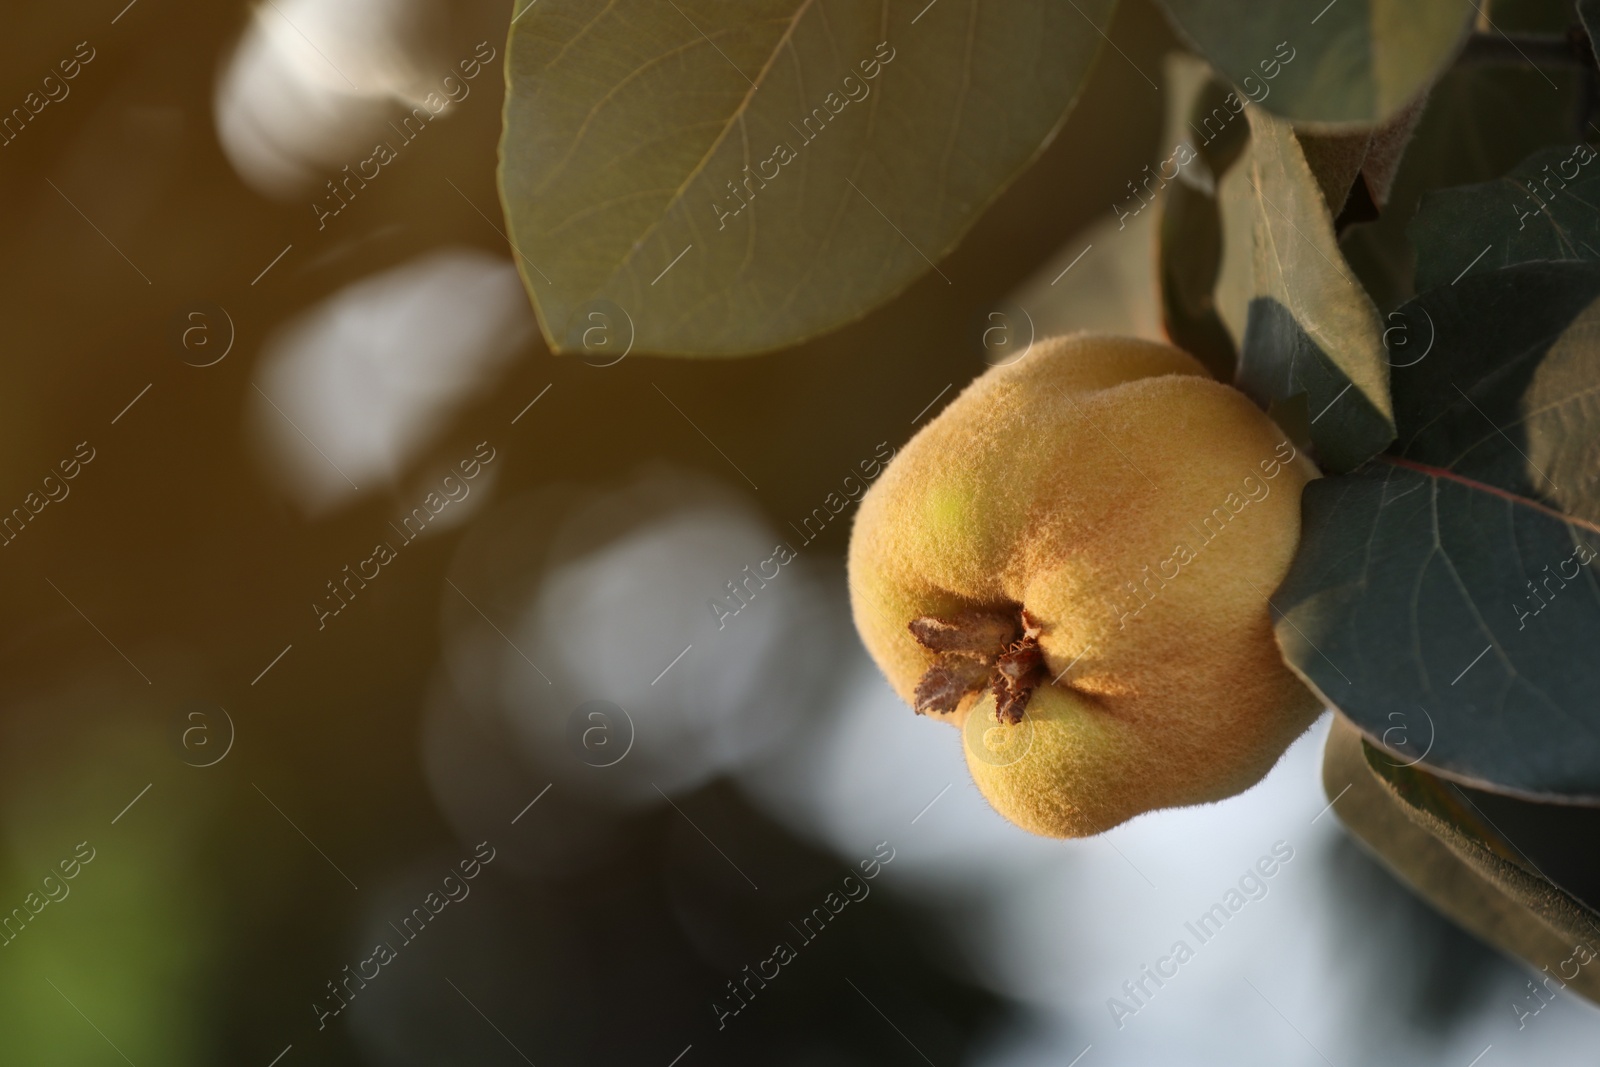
left=1338, top=62, right=1587, bottom=312
left=498, top=0, right=1115, bottom=357
left=1276, top=262, right=1600, bottom=799
left=1411, top=144, right=1600, bottom=293
left=1235, top=109, right=1395, bottom=472
left=1156, top=0, right=1473, bottom=127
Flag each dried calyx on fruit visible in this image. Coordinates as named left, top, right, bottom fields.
left=909, top=608, right=1044, bottom=724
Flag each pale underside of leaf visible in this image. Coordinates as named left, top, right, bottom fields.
left=1324, top=715, right=1600, bottom=1005
left=1236, top=108, right=1394, bottom=472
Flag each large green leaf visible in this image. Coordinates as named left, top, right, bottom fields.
left=1410, top=144, right=1600, bottom=293
left=1235, top=108, right=1394, bottom=472
left=1156, top=0, right=1473, bottom=127
left=1276, top=262, right=1600, bottom=800
left=498, top=0, right=1115, bottom=357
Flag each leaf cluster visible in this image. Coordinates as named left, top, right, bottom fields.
left=496, top=0, right=1600, bottom=979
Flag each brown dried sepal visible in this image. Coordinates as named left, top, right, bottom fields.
left=907, top=607, right=1045, bottom=723
left=908, top=610, right=1019, bottom=660
left=993, top=639, right=1044, bottom=725
left=1019, top=608, right=1044, bottom=642
left=913, top=656, right=991, bottom=716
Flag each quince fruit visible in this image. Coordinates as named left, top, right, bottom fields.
left=847, top=335, right=1323, bottom=837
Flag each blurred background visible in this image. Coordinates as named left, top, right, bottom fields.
left=0, top=0, right=1595, bottom=1063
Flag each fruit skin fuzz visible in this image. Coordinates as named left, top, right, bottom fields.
left=846, top=334, right=1324, bottom=838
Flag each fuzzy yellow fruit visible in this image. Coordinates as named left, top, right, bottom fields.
left=847, top=334, right=1323, bottom=837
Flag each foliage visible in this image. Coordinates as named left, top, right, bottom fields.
left=499, top=0, right=1600, bottom=989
